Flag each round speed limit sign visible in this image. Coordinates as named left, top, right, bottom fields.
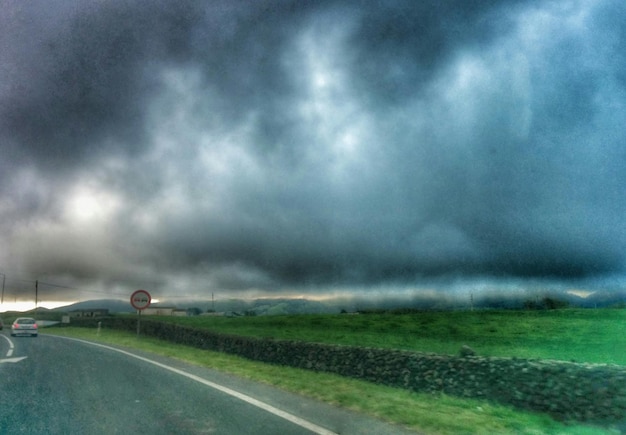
left=130, top=289, right=151, bottom=311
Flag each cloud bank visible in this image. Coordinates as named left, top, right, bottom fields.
left=1, top=0, right=625, bottom=301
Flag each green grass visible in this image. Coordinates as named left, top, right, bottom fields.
left=145, top=308, right=626, bottom=365
left=44, top=325, right=620, bottom=434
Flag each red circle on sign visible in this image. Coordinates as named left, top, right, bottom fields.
left=130, top=289, right=151, bottom=310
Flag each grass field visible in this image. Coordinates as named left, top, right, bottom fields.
left=146, top=308, right=626, bottom=365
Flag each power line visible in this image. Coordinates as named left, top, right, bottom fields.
left=36, top=281, right=77, bottom=290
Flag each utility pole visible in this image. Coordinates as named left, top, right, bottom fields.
left=35, top=280, right=38, bottom=312
left=0, top=273, right=5, bottom=305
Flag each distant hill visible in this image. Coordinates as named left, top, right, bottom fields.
left=569, top=289, right=626, bottom=308
left=46, top=288, right=626, bottom=316
left=50, top=297, right=339, bottom=315
left=147, top=297, right=339, bottom=315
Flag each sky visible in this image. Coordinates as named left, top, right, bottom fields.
left=1, top=0, right=625, bottom=308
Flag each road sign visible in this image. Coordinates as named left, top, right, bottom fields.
left=130, top=289, right=151, bottom=311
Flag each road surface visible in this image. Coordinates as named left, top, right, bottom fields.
left=0, top=332, right=415, bottom=434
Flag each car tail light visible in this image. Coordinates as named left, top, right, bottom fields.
left=12, top=323, right=18, bottom=328
left=33, top=323, right=38, bottom=328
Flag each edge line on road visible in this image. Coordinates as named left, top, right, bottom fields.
left=49, top=335, right=337, bottom=435
left=0, top=334, right=15, bottom=357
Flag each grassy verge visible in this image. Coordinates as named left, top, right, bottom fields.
left=143, top=308, right=626, bottom=365
left=44, top=326, right=618, bottom=434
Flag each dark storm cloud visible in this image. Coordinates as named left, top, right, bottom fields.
left=0, top=0, right=322, bottom=175
left=1, top=0, right=626, bottom=301
left=0, top=1, right=204, bottom=172
left=348, top=0, right=527, bottom=103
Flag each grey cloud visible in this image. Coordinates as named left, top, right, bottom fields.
left=347, top=0, right=529, bottom=103
left=1, top=0, right=625, bottom=302
left=1, top=1, right=204, bottom=175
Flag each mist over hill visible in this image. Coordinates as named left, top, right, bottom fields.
left=49, top=288, right=626, bottom=316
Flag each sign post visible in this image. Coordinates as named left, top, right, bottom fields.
left=130, top=289, right=151, bottom=337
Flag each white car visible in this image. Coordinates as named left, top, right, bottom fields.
left=11, top=317, right=38, bottom=337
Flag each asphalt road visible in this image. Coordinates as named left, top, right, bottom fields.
left=0, top=332, right=416, bottom=434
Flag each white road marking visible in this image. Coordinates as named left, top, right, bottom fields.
left=51, top=335, right=338, bottom=435
left=0, top=334, right=15, bottom=357
left=0, top=356, right=28, bottom=364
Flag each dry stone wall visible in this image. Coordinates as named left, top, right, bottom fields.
left=70, top=317, right=626, bottom=422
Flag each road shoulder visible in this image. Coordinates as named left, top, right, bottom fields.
left=46, top=334, right=417, bottom=434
